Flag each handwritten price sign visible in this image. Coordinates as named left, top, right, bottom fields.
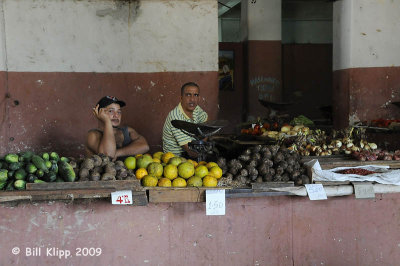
left=111, top=190, right=133, bottom=205
left=206, top=190, right=225, bottom=215
left=305, top=184, right=327, bottom=200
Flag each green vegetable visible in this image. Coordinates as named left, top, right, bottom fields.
left=45, top=160, right=52, bottom=169
left=15, top=169, right=27, bottom=180
left=41, top=152, right=50, bottom=161
left=0, top=181, right=6, bottom=190
left=33, top=179, right=46, bottom=184
left=44, top=171, right=57, bottom=182
left=60, top=157, right=70, bottom=163
left=6, top=180, right=15, bottom=191
left=20, top=151, right=34, bottom=162
left=58, top=161, right=76, bottom=182
left=14, top=179, right=26, bottom=190
left=26, top=163, right=38, bottom=174
left=50, top=152, right=59, bottom=162
left=27, top=174, right=38, bottom=183
left=32, top=155, right=49, bottom=173
left=9, top=162, right=24, bottom=171
left=50, top=161, right=58, bottom=174
left=290, top=115, right=314, bottom=126
left=5, top=154, right=19, bottom=163
left=36, top=169, right=45, bottom=178
left=7, top=170, right=14, bottom=178
left=0, top=169, right=8, bottom=182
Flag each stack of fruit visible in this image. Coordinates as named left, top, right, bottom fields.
left=0, top=151, right=76, bottom=191
left=124, top=152, right=223, bottom=187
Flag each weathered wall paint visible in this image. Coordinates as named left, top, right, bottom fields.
left=0, top=0, right=219, bottom=155
left=1, top=195, right=400, bottom=265
left=333, top=0, right=400, bottom=70
left=1, top=0, right=218, bottom=73
left=333, top=0, right=400, bottom=126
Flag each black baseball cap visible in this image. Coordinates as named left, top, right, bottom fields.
left=97, top=96, right=126, bottom=109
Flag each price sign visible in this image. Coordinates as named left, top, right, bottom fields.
left=206, top=190, right=225, bottom=215
left=305, top=184, right=327, bottom=200
left=353, top=182, right=375, bottom=199
left=111, top=190, right=133, bottom=205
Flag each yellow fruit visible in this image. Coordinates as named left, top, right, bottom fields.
left=163, top=164, right=178, bottom=180
left=208, top=166, right=223, bottom=179
left=206, top=162, right=218, bottom=169
left=179, top=157, right=187, bottom=163
left=124, top=156, right=136, bottom=170
left=178, top=162, right=195, bottom=179
left=194, top=165, right=208, bottom=178
left=137, top=154, right=153, bottom=169
left=187, top=159, right=198, bottom=167
left=153, top=151, right=164, bottom=160
left=169, top=157, right=182, bottom=166
left=135, top=154, right=143, bottom=159
left=135, top=168, right=148, bottom=180
left=187, top=176, right=202, bottom=187
left=198, top=161, right=207, bottom=166
left=162, top=152, right=175, bottom=164
left=141, top=175, right=158, bottom=187
left=203, top=175, right=218, bottom=187
left=172, top=177, right=187, bottom=187
left=158, top=178, right=172, bottom=187
left=153, top=158, right=161, bottom=163
left=147, top=162, right=163, bottom=178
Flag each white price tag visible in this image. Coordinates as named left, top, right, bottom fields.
left=353, top=182, right=375, bottom=199
left=111, top=190, right=133, bottom=205
left=206, top=190, right=225, bottom=215
left=305, top=184, right=327, bottom=200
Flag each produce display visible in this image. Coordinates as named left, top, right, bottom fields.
left=217, top=144, right=310, bottom=187
left=121, top=152, right=223, bottom=188
left=335, top=169, right=377, bottom=176
left=0, top=151, right=76, bottom=190
left=352, top=149, right=400, bottom=161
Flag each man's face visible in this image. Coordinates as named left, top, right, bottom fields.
left=103, top=103, right=122, bottom=127
left=181, top=86, right=200, bottom=113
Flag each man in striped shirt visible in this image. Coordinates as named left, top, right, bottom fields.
left=162, top=82, right=208, bottom=157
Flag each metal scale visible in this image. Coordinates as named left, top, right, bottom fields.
left=171, top=120, right=228, bottom=162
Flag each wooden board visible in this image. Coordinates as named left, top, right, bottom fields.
left=252, top=181, right=294, bottom=191
left=302, top=157, right=400, bottom=170
left=0, top=189, right=148, bottom=205
left=26, top=180, right=142, bottom=191
left=148, top=187, right=230, bottom=203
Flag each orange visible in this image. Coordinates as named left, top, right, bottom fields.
left=135, top=168, right=148, bottom=180
left=158, top=178, right=172, bottom=187
left=198, top=161, right=207, bottom=166
left=141, top=175, right=158, bottom=187
left=194, top=165, right=208, bottom=178
left=187, top=159, right=198, bottom=167
left=169, top=157, right=182, bottom=166
left=208, top=166, right=223, bottom=179
left=178, top=162, right=195, bottom=179
left=162, top=152, right=175, bottom=164
left=203, top=175, right=218, bottom=187
left=163, top=164, right=178, bottom=180
left=172, top=177, right=187, bottom=187
left=153, top=158, right=161, bottom=163
left=135, top=154, right=143, bottom=159
left=187, top=176, right=202, bottom=187
left=153, top=151, right=164, bottom=160
left=147, top=162, right=163, bottom=178
left=124, top=156, right=136, bottom=170
left=206, top=162, right=218, bottom=169
left=137, top=154, right=153, bottom=169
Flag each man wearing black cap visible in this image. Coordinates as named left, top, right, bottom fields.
left=86, top=96, right=149, bottom=160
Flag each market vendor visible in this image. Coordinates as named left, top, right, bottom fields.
left=86, top=96, right=149, bottom=160
left=162, top=82, right=208, bottom=158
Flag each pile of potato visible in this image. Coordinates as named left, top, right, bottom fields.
left=219, top=145, right=310, bottom=186
left=76, top=154, right=135, bottom=181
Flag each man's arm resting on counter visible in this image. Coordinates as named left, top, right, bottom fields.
left=114, top=127, right=149, bottom=158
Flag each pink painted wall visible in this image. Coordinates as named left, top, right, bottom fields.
left=1, top=194, right=399, bottom=265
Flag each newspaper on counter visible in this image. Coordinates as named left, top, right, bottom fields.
left=304, top=159, right=400, bottom=186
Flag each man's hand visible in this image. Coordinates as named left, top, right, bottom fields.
left=93, top=104, right=110, bottom=123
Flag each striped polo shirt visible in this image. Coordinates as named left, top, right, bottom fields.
left=162, top=103, right=208, bottom=156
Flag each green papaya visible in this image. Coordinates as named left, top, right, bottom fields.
left=32, top=155, right=49, bottom=173
left=58, top=161, right=76, bottom=182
